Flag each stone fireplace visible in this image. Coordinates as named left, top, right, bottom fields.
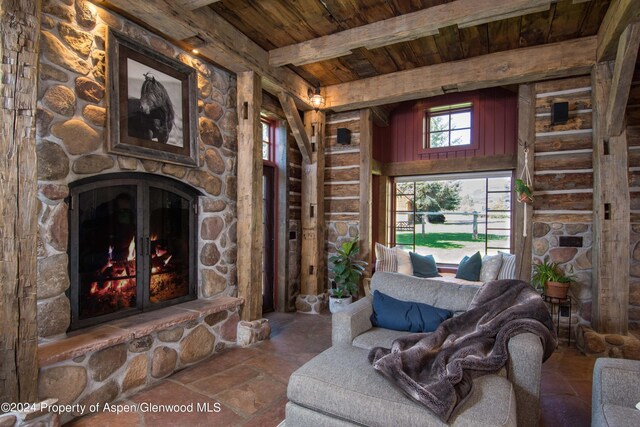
left=68, top=173, right=198, bottom=329
left=33, top=1, right=242, bottom=420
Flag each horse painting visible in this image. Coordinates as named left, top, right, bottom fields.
left=128, top=72, right=175, bottom=144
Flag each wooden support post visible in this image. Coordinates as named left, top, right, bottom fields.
left=300, top=110, right=325, bottom=295
left=515, top=85, right=535, bottom=282
left=236, top=71, right=263, bottom=321
left=360, top=109, right=373, bottom=277
left=278, top=93, right=312, bottom=163
left=597, top=0, right=640, bottom=62
left=0, top=0, right=41, bottom=404
left=592, top=62, right=630, bottom=334
left=606, top=22, right=640, bottom=138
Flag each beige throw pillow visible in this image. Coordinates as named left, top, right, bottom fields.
left=396, top=248, right=413, bottom=276
left=480, top=253, right=503, bottom=282
left=375, top=243, right=397, bottom=272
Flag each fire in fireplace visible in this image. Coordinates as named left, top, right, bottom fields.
left=69, top=173, right=198, bottom=329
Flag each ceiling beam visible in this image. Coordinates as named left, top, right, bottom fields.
left=597, top=0, right=640, bottom=61
left=101, top=0, right=313, bottom=109
left=278, top=93, right=312, bottom=163
left=606, top=23, right=640, bottom=137
left=269, top=0, right=553, bottom=67
left=323, top=36, right=597, bottom=112
left=175, top=0, right=221, bottom=11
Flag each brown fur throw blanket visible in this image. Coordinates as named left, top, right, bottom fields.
left=368, top=279, right=557, bottom=422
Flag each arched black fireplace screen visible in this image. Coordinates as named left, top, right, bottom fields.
left=68, top=173, right=198, bottom=330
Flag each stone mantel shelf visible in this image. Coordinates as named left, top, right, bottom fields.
left=38, top=297, right=244, bottom=367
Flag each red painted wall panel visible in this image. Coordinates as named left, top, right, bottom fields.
left=372, top=88, right=518, bottom=164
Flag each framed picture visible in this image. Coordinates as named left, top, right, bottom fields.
left=107, top=30, right=199, bottom=167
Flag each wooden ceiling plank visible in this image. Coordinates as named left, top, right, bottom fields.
left=488, top=16, right=522, bottom=53
left=606, top=22, right=640, bottom=137
left=597, top=0, right=640, bottom=61
left=548, top=0, right=590, bottom=43
left=458, top=4, right=550, bottom=29
left=323, top=36, right=597, bottom=111
left=269, top=0, right=554, bottom=66
left=103, top=0, right=314, bottom=109
left=519, top=5, right=556, bottom=47
left=278, top=92, right=313, bottom=163
left=175, top=0, right=221, bottom=11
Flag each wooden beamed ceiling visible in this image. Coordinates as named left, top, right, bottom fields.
left=210, top=0, right=611, bottom=87
left=100, top=0, right=640, bottom=115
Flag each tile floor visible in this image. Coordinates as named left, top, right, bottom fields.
left=68, top=311, right=596, bottom=427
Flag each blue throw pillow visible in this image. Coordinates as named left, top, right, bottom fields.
left=455, top=251, right=482, bottom=281
left=409, top=252, right=441, bottom=278
left=370, top=290, right=453, bottom=333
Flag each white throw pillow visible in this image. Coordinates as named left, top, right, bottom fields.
left=480, top=253, right=503, bottom=282
left=497, top=252, right=516, bottom=280
left=396, top=248, right=413, bottom=276
left=375, top=243, right=397, bottom=272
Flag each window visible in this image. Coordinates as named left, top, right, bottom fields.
left=393, top=171, right=512, bottom=265
left=424, top=102, right=472, bottom=149
left=262, top=119, right=275, bottom=161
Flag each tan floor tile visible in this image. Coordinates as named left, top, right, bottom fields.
left=216, top=377, right=287, bottom=416
left=190, top=365, right=261, bottom=397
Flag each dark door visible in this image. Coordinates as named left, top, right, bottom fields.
left=262, top=165, right=276, bottom=313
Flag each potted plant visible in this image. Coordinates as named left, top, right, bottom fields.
left=531, top=260, right=575, bottom=299
left=328, top=237, right=367, bottom=313
left=514, top=178, right=534, bottom=204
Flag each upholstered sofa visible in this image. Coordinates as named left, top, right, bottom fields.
left=285, top=272, right=545, bottom=427
left=592, top=358, right=640, bottom=427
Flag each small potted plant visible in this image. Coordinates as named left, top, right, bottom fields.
left=514, top=178, right=534, bottom=204
left=532, top=260, right=575, bottom=299
left=328, top=237, right=367, bottom=313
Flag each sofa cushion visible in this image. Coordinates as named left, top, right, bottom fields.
left=371, top=272, right=479, bottom=314
left=371, top=290, right=452, bottom=333
left=410, top=252, right=440, bottom=278
left=480, top=253, right=503, bottom=282
left=288, top=345, right=517, bottom=427
left=594, top=404, right=640, bottom=427
left=352, top=327, right=410, bottom=350
left=456, top=252, right=482, bottom=281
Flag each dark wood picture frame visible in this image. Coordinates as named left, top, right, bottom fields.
left=107, top=30, right=199, bottom=167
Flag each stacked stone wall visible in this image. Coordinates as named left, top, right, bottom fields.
left=36, top=0, right=238, bottom=339
left=532, top=221, right=592, bottom=343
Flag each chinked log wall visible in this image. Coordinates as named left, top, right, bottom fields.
left=531, top=75, right=595, bottom=342
left=324, top=111, right=364, bottom=287
left=626, top=64, right=640, bottom=332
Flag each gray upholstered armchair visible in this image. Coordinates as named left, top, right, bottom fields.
left=592, top=358, right=640, bottom=427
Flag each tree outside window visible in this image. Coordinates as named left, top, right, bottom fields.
left=425, top=102, right=472, bottom=149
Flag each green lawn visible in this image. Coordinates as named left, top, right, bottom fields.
left=396, top=232, right=508, bottom=249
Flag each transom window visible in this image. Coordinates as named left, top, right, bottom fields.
left=424, top=102, right=472, bottom=149
left=262, top=119, right=275, bottom=161
left=393, top=171, right=512, bottom=265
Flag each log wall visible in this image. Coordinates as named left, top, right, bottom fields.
left=531, top=76, right=595, bottom=341
left=324, top=111, right=362, bottom=287
left=627, top=61, right=640, bottom=333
